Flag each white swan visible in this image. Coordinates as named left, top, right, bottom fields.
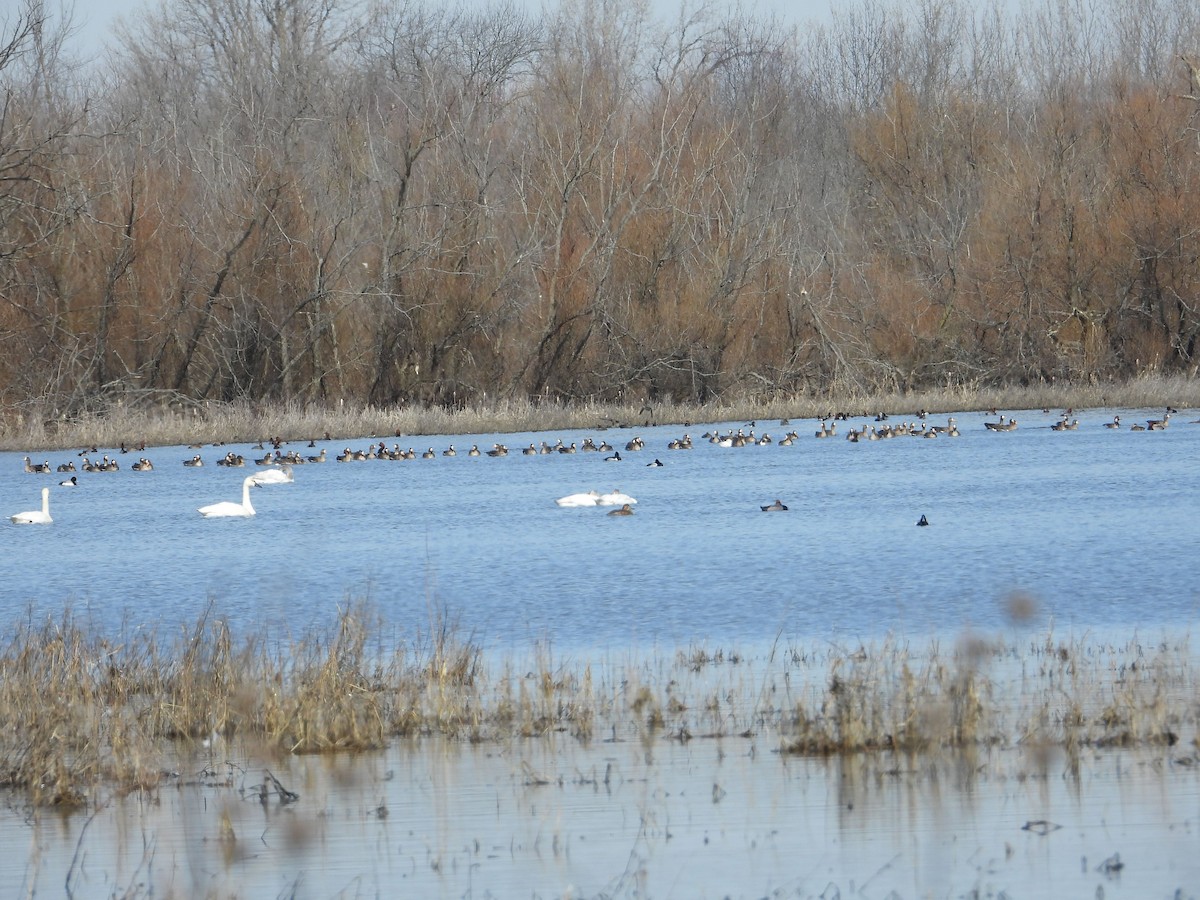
left=555, top=490, right=601, bottom=507
left=11, top=487, right=52, bottom=524
left=249, top=465, right=294, bottom=485
left=597, top=489, right=637, bottom=506
left=198, top=475, right=258, bottom=518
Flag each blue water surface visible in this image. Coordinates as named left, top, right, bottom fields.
left=3, top=407, right=1197, bottom=653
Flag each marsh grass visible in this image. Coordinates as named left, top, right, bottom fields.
left=1, top=605, right=1196, bottom=808
left=5, top=373, right=1198, bottom=452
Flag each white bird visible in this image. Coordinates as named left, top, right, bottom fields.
left=555, top=490, right=601, bottom=507
left=597, top=489, right=637, bottom=506
left=198, top=475, right=258, bottom=518
left=249, top=465, right=294, bottom=485
left=11, top=487, right=52, bottom=524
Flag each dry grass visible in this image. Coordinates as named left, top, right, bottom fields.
left=0, top=604, right=1195, bottom=808
left=3, top=373, right=1197, bottom=452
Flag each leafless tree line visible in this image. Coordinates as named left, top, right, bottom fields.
left=2, top=0, right=1200, bottom=421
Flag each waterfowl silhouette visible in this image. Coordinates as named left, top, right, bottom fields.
left=11, top=487, right=52, bottom=524
left=607, top=503, right=634, bottom=516
left=917, top=514, right=930, bottom=526
left=198, top=475, right=258, bottom=518
left=646, top=458, right=664, bottom=467
left=760, top=499, right=788, bottom=512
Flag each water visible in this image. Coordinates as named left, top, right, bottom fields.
left=5, top=407, right=1200, bottom=898
left=4, top=407, right=1197, bottom=650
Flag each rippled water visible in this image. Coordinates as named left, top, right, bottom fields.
left=4, top=406, right=1199, bottom=650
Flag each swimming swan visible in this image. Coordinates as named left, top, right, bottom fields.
left=11, top=487, right=52, bottom=524
left=249, top=465, right=294, bottom=485
left=556, top=490, right=601, bottom=507
left=597, top=490, right=637, bottom=506
left=198, top=475, right=258, bottom=518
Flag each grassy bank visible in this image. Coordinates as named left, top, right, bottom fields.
left=2, top=374, right=1197, bottom=452
left=1, top=603, right=1194, bottom=808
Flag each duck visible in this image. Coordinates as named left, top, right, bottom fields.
left=59, top=476, right=78, bottom=487
left=917, top=514, right=930, bottom=527
left=198, top=474, right=258, bottom=518
left=10, top=487, right=52, bottom=524
left=760, top=499, right=788, bottom=512
left=605, top=451, right=622, bottom=462
left=607, top=503, right=634, bottom=516
left=646, top=458, right=664, bottom=467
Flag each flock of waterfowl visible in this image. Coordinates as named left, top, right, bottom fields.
left=7, top=406, right=1185, bottom=524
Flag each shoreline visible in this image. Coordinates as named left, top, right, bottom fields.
left=2, top=373, right=1197, bottom=453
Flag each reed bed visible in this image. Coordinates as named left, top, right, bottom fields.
left=0, top=604, right=1195, bottom=809
left=3, top=373, right=1197, bottom=452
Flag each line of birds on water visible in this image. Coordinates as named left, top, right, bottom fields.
left=8, top=406, right=1186, bottom=525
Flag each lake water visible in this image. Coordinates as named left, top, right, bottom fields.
left=4, top=406, right=1198, bottom=651
left=4, top=405, right=1200, bottom=898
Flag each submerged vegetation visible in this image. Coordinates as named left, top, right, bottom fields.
left=1, top=602, right=1194, bottom=808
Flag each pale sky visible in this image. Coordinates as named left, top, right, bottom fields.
left=65, top=0, right=835, bottom=55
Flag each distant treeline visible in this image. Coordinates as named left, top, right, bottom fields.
left=3, top=0, right=1200, bottom=422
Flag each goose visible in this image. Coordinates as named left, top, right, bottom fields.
left=56, top=461, right=76, bottom=473
left=23, top=457, right=51, bottom=474
left=1147, top=413, right=1171, bottom=431
left=11, top=487, right=52, bottom=524
left=607, top=503, right=635, bottom=517
left=555, top=490, right=601, bottom=508
left=250, top=465, right=294, bottom=485
left=198, top=475, right=258, bottom=518
left=422, top=448, right=436, bottom=459
left=132, top=457, right=154, bottom=471
left=307, top=449, right=327, bottom=463
left=59, top=476, right=78, bottom=487
left=624, top=436, right=644, bottom=452
left=597, top=489, right=636, bottom=506
left=760, top=499, right=788, bottom=512
left=486, top=444, right=508, bottom=457
left=1104, top=416, right=1121, bottom=429
left=468, top=445, right=481, bottom=457
left=183, top=455, right=204, bottom=467
left=442, top=445, right=456, bottom=457
left=522, top=444, right=538, bottom=455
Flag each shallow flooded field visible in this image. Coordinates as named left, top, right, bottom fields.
left=11, top=733, right=1199, bottom=898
